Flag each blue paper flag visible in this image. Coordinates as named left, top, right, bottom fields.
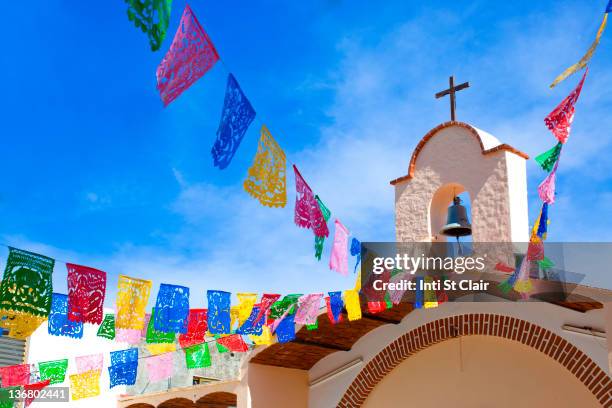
left=153, top=283, right=190, bottom=334
left=350, top=238, right=361, bottom=273
left=48, top=293, right=83, bottom=339
left=109, top=348, right=138, bottom=388
left=536, top=203, right=548, bottom=239
left=276, top=313, right=295, bottom=343
left=207, top=290, right=231, bottom=334
left=413, top=277, right=424, bottom=309
left=211, top=73, right=256, bottom=169
left=328, top=291, right=343, bottom=323
left=236, top=306, right=264, bottom=335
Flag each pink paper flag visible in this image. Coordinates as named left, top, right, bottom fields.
left=294, top=293, right=324, bottom=325
left=544, top=69, right=587, bottom=144
left=156, top=5, right=220, bottom=106
left=538, top=160, right=559, bottom=204
left=388, top=272, right=411, bottom=304
left=115, top=328, right=142, bottom=344
left=140, top=313, right=152, bottom=338
left=146, top=353, right=173, bottom=383
left=293, top=165, right=329, bottom=238
left=329, top=219, right=349, bottom=275
left=75, top=354, right=103, bottom=374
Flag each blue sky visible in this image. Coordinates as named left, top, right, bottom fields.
left=0, top=0, right=611, bottom=306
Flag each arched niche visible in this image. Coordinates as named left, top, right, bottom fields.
left=429, top=183, right=471, bottom=243
left=157, top=398, right=195, bottom=408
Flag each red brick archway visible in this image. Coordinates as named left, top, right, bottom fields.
left=338, top=313, right=612, bottom=407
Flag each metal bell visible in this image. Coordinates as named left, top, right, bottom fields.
left=440, top=196, right=472, bottom=237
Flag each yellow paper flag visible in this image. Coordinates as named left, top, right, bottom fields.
left=243, top=125, right=287, bottom=208
left=70, top=369, right=101, bottom=400
left=146, top=343, right=177, bottom=355
left=236, top=293, right=258, bottom=325
left=116, top=275, right=152, bottom=330
left=423, top=276, right=438, bottom=309
left=550, top=14, right=608, bottom=88
left=344, top=289, right=362, bottom=321
left=250, top=325, right=275, bottom=346
left=0, top=310, right=47, bottom=339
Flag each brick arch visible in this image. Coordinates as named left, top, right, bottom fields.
left=338, top=313, right=612, bottom=407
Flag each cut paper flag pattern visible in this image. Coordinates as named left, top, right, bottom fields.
left=154, top=283, right=190, bottom=334
left=326, top=291, right=343, bottom=324
left=314, top=196, right=331, bottom=260
left=0, top=364, right=30, bottom=387
left=236, top=293, right=257, bottom=325
left=69, top=369, right=101, bottom=400
left=236, top=306, right=264, bottom=335
left=294, top=293, right=323, bottom=325
left=212, top=73, right=256, bottom=169
left=116, top=328, right=142, bottom=344
left=329, top=219, right=350, bottom=276
left=146, top=353, right=174, bottom=382
left=0, top=247, right=54, bottom=317
left=66, top=263, right=106, bottom=324
left=109, top=348, right=139, bottom=388
left=185, top=342, right=211, bottom=369
left=207, top=290, right=231, bottom=334
left=156, top=5, right=220, bottom=106
left=344, top=289, right=361, bottom=321
left=115, top=275, right=152, bottom=330
left=146, top=308, right=175, bottom=343
left=244, top=125, right=287, bottom=207
left=293, top=165, right=329, bottom=238
left=545, top=69, right=587, bottom=144
left=216, top=334, right=249, bottom=352
left=75, top=354, right=104, bottom=374
left=550, top=14, right=607, bottom=88
left=535, top=143, right=562, bottom=172
left=48, top=293, right=84, bottom=339
left=178, top=308, right=207, bottom=348
left=97, top=313, right=116, bottom=340
left=125, top=0, right=173, bottom=51
left=38, top=359, right=68, bottom=385
left=0, top=310, right=47, bottom=340
left=538, top=160, right=559, bottom=204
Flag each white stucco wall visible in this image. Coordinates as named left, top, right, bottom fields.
left=307, top=302, right=609, bottom=408
left=394, top=124, right=528, bottom=243
left=27, top=308, right=126, bottom=407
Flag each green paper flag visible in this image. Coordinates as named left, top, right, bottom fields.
left=185, top=342, right=211, bottom=369
left=38, top=359, right=68, bottom=385
left=535, top=143, right=562, bottom=172
left=125, top=0, right=173, bottom=51
left=269, top=294, right=302, bottom=319
left=538, top=257, right=555, bottom=270
left=146, top=308, right=175, bottom=344
left=306, top=319, right=318, bottom=330
left=314, top=196, right=331, bottom=260
left=97, top=314, right=116, bottom=340
left=0, top=247, right=54, bottom=317
left=214, top=335, right=229, bottom=353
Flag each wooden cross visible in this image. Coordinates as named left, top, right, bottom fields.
left=435, top=76, right=469, bottom=121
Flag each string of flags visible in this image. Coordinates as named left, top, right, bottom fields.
left=0, top=243, right=365, bottom=402
left=499, top=1, right=610, bottom=294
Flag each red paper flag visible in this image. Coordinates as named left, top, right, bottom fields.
left=216, top=334, right=249, bottom=352
left=67, top=263, right=106, bottom=324
left=252, top=294, right=280, bottom=327
left=178, top=309, right=208, bottom=348
left=0, top=364, right=30, bottom=387
left=495, top=262, right=515, bottom=273
left=24, top=379, right=51, bottom=407
left=156, top=5, right=220, bottom=106
left=544, top=69, right=587, bottom=144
